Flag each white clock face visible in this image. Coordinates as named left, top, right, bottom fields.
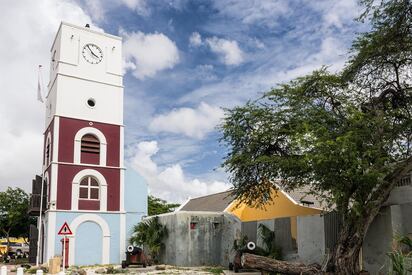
left=82, top=43, right=103, bottom=64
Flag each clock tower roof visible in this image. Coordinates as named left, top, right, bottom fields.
left=50, top=22, right=121, bottom=52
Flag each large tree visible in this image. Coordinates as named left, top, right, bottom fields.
left=220, top=0, right=412, bottom=273
left=0, top=188, right=32, bottom=254
left=148, top=195, right=180, bottom=216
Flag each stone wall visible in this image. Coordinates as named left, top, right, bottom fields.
left=156, top=211, right=241, bottom=267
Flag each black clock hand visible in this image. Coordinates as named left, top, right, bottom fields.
left=87, top=45, right=99, bottom=58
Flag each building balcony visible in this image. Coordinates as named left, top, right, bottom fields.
left=28, top=194, right=47, bottom=216
left=28, top=175, right=47, bottom=216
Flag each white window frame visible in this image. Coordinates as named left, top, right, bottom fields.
left=74, top=127, right=107, bottom=166
left=79, top=176, right=100, bottom=200
left=72, top=169, right=107, bottom=211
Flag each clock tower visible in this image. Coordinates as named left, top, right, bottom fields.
left=34, top=22, right=147, bottom=266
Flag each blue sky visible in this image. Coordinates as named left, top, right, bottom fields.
left=0, top=0, right=367, bottom=202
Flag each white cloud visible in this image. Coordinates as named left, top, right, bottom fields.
left=206, top=37, right=244, bottom=66
left=213, top=0, right=289, bottom=27
left=122, top=30, right=180, bottom=80
left=319, top=0, right=360, bottom=29
left=149, top=102, right=224, bottom=139
left=189, top=32, right=202, bottom=47
left=129, top=141, right=229, bottom=203
left=179, top=36, right=349, bottom=107
left=120, top=0, right=149, bottom=16
left=194, top=64, right=217, bottom=82
left=84, top=0, right=105, bottom=22
left=0, top=0, right=98, bottom=191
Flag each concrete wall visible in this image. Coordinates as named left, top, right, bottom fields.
left=251, top=216, right=322, bottom=263
left=156, top=211, right=241, bottom=267
left=297, top=215, right=326, bottom=264
left=363, top=202, right=412, bottom=274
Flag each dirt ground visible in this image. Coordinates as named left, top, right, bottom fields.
left=0, top=264, right=257, bottom=274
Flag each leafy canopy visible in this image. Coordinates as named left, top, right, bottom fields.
left=220, top=0, right=412, bottom=221
left=0, top=187, right=32, bottom=238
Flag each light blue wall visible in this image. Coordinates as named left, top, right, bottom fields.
left=124, top=167, right=148, bottom=246
left=124, top=167, right=148, bottom=213
left=54, top=212, right=121, bottom=264
left=126, top=213, right=146, bottom=245
left=75, top=222, right=102, bottom=265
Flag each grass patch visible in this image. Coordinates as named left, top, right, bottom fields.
left=202, top=267, right=224, bottom=274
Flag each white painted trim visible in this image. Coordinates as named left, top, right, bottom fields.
left=279, top=189, right=323, bottom=211
left=52, top=117, right=60, bottom=163
left=223, top=200, right=235, bottom=213
left=50, top=164, right=58, bottom=207
left=120, top=213, right=126, bottom=261
left=45, top=211, right=56, bottom=261
left=74, top=127, right=107, bottom=166
left=120, top=169, right=124, bottom=212
left=45, top=161, right=125, bottom=170
left=49, top=73, right=124, bottom=91
left=71, top=169, right=108, bottom=211
left=175, top=197, right=191, bottom=212
left=46, top=209, right=129, bottom=214
left=68, top=214, right=111, bottom=266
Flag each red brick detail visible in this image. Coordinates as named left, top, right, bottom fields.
left=56, top=164, right=120, bottom=211
left=58, top=117, right=120, bottom=167
left=78, top=199, right=100, bottom=210
left=81, top=152, right=100, bottom=165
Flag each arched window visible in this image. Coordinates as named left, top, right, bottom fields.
left=45, top=140, right=51, bottom=164
left=80, top=134, right=100, bottom=165
left=79, top=176, right=100, bottom=200
left=74, top=127, right=107, bottom=166
left=72, top=169, right=107, bottom=211
left=44, top=133, right=52, bottom=166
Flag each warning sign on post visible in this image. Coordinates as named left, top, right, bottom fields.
left=58, top=222, right=73, bottom=235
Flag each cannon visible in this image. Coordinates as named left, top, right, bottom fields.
left=229, top=241, right=261, bottom=273
left=121, top=245, right=148, bottom=268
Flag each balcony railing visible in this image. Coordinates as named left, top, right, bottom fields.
left=396, top=174, right=412, bottom=187
left=28, top=194, right=47, bottom=216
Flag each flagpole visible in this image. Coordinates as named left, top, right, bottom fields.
left=36, top=64, right=45, bottom=266
left=36, top=170, right=45, bottom=266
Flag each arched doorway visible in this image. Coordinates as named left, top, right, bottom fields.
left=69, top=214, right=111, bottom=266
left=74, top=221, right=102, bottom=265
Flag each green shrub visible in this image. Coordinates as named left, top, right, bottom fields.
left=130, top=216, right=168, bottom=263
left=388, top=235, right=412, bottom=275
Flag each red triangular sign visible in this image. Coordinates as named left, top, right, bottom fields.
left=58, top=222, right=73, bottom=235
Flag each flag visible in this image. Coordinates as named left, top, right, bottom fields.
left=37, top=65, right=44, bottom=103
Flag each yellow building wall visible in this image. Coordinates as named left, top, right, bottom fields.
left=228, top=190, right=322, bottom=222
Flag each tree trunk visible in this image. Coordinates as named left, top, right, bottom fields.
left=334, top=157, right=412, bottom=274
left=333, top=223, right=364, bottom=274
left=241, top=253, right=321, bottom=275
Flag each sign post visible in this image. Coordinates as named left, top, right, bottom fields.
left=58, top=222, right=73, bottom=274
